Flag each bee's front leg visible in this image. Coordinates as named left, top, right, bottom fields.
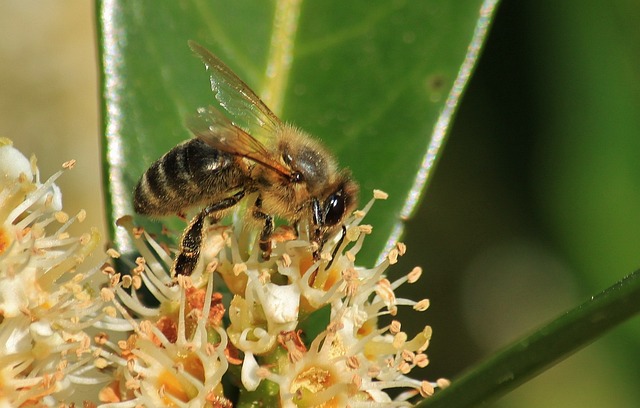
left=252, top=195, right=273, bottom=260
left=292, top=221, right=300, bottom=239
left=173, top=190, right=246, bottom=277
left=311, top=225, right=347, bottom=267
left=326, top=225, right=347, bottom=268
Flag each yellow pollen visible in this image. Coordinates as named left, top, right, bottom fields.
left=291, top=366, right=339, bottom=407
left=346, top=356, right=360, bottom=370
left=437, top=378, right=451, bottom=389
left=401, top=349, right=415, bottom=362
left=415, top=353, right=429, bottom=368
left=95, top=358, right=108, bottom=369
left=398, top=361, right=411, bottom=374
left=55, top=211, right=69, bottom=223
left=373, top=189, right=388, bottom=200
left=157, top=369, right=192, bottom=403
left=389, top=320, right=401, bottom=334
left=414, top=299, right=430, bottom=311
left=0, top=226, right=11, bottom=255
left=345, top=225, right=360, bottom=242
left=102, top=264, right=116, bottom=275
left=387, top=249, right=399, bottom=264
left=103, top=306, right=116, bottom=317
left=132, top=275, right=142, bottom=289
left=108, top=272, right=121, bottom=286
left=420, top=380, right=435, bottom=397
left=376, top=279, right=395, bottom=307
left=288, top=347, right=304, bottom=363
left=408, top=266, right=422, bottom=283
left=328, top=335, right=347, bottom=360
left=95, top=333, right=109, bottom=345
left=121, top=275, right=133, bottom=288
left=352, top=210, right=366, bottom=218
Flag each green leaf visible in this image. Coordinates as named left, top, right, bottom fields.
left=418, top=269, right=640, bottom=408
left=96, top=0, right=498, bottom=264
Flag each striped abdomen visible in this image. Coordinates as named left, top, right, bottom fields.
left=134, top=138, right=249, bottom=216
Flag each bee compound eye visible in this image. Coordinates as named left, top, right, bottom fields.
left=323, top=192, right=345, bottom=226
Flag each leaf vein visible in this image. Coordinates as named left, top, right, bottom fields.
left=261, top=0, right=302, bottom=114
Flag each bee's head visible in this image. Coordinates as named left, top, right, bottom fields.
left=310, top=175, right=359, bottom=256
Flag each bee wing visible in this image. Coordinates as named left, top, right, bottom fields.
left=187, top=106, right=292, bottom=178
left=189, top=40, right=282, bottom=139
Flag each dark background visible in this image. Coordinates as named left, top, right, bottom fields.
left=398, top=1, right=640, bottom=407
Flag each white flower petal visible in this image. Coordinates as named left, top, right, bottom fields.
left=241, top=352, right=261, bottom=391
left=0, top=141, right=32, bottom=188
left=37, top=182, right=63, bottom=211
left=261, top=283, right=300, bottom=325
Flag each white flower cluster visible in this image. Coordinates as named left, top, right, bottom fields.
left=0, top=140, right=447, bottom=407
left=0, top=139, right=106, bottom=406
left=97, top=194, right=446, bottom=407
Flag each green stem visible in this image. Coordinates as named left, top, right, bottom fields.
left=417, top=269, right=640, bottom=408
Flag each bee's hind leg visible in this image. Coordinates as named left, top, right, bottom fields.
left=173, top=190, right=246, bottom=277
left=252, top=195, right=273, bottom=260
left=173, top=211, right=209, bottom=278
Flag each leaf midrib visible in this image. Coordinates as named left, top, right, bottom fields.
left=260, top=0, right=302, bottom=115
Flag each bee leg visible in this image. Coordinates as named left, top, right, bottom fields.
left=173, top=190, right=246, bottom=277
left=292, top=221, right=300, bottom=238
left=173, top=211, right=208, bottom=277
left=311, top=228, right=324, bottom=261
left=252, top=196, right=273, bottom=260
left=326, top=225, right=347, bottom=269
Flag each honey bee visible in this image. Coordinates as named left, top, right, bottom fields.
left=134, top=41, right=359, bottom=276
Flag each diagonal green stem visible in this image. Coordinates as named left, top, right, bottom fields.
left=417, top=269, right=640, bottom=408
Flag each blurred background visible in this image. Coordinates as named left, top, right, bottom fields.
left=0, top=1, right=104, bottom=240
left=1, top=1, right=639, bottom=407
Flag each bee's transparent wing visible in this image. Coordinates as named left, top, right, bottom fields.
left=189, top=41, right=282, bottom=139
left=187, top=106, right=292, bottom=178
